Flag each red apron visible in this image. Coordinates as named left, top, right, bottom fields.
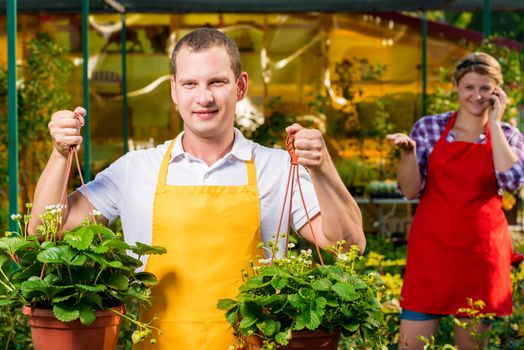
left=400, top=112, right=512, bottom=316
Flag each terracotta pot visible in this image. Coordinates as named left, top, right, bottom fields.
left=22, top=306, right=123, bottom=350
left=244, top=328, right=341, bottom=350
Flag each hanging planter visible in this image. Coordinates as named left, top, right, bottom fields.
left=1, top=146, right=166, bottom=348
left=23, top=306, right=123, bottom=350
left=218, top=132, right=386, bottom=350
left=243, top=328, right=341, bottom=350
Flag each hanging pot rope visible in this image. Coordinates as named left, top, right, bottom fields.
left=272, top=131, right=324, bottom=266
left=40, top=114, right=99, bottom=281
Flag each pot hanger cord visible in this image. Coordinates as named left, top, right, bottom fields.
left=273, top=131, right=324, bottom=266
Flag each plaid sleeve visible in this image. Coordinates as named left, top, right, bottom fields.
left=409, top=117, right=434, bottom=194
left=495, top=125, right=524, bottom=192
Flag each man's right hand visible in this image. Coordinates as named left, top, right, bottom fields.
left=49, top=106, right=86, bottom=157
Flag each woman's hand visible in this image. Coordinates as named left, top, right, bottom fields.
left=48, top=106, right=86, bottom=157
left=488, top=87, right=508, bottom=124
left=386, top=133, right=416, bottom=153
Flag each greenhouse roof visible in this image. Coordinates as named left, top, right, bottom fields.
left=1, top=0, right=523, bottom=14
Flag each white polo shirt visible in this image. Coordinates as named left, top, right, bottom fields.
left=79, top=128, right=320, bottom=254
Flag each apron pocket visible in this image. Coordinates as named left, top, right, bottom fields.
left=452, top=214, right=491, bottom=253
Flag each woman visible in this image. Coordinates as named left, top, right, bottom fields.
left=387, top=52, right=524, bottom=349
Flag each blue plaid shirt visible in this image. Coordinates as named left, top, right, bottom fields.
left=410, top=111, right=524, bottom=194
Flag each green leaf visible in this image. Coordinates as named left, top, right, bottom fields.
left=21, top=276, right=62, bottom=299
left=239, top=276, right=265, bottom=291
left=0, top=254, right=9, bottom=267
left=316, top=297, right=327, bottom=313
left=80, top=292, right=103, bottom=309
left=79, top=304, right=96, bottom=325
left=134, top=272, right=159, bottom=286
left=53, top=303, right=80, bottom=322
left=271, top=277, right=288, bottom=290
left=225, top=307, right=238, bottom=326
left=303, top=302, right=321, bottom=331
left=217, top=298, right=237, bottom=311
left=36, top=247, right=63, bottom=264
left=37, top=245, right=85, bottom=266
left=257, top=319, right=279, bottom=337
left=76, top=284, right=107, bottom=292
left=11, top=261, right=42, bottom=282
left=105, top=274, right=129, bottom=290
left=63, top=227, right=95, bottom=251
left=131, top=242, right=167, bottom=256
left=332, top=282, right=358, bottom=301
left=311, top=279, right=331, bottom=291
left=99, top=238, right=131, bottom=251
left=108, top=261, right=123, bottom=268
left=288, top=294, right=307, bottom=309
left=88, top=225, right=118, bottom=239
left=90, top=245, right=109, bottom=254
left=0, top=237, right=33, bottom=256
left=239, top=301, right=263, bottom=329
left=342, top=321, right=360, bottom=332
left=51, top=290, right=77, bottom=303
left=275, top=331, right=290, bottom=346
left=239, top=316, right=257, bottom=329
left=0, top=298, right=15, bottom=306
left=82, top=251, right=110, bottom=267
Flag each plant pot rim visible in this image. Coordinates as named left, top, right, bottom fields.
left=22, top=305, right=124, bottom=318
left=244, top=327, right=342, bottom=345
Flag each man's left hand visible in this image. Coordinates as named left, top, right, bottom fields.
left=286, top=123, right=327, bottom=170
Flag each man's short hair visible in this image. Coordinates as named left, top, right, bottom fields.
left=170, top=28, right=242, bottom=79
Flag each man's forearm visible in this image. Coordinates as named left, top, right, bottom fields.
left=29, top=149, right=71, bottom=233
left=309, top=154, right=365, bottom=252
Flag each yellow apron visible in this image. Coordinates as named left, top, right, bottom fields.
left=136, top=139, right=261, bottom=350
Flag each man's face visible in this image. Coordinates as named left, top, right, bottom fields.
left=171, top=46, right=248, bottom=142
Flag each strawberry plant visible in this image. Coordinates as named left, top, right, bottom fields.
left=218, top=241, right=386, bottom=350
left=0, top=204, right=166, bottom=346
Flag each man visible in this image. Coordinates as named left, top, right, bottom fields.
left=30, top=28, right=365, bottom=349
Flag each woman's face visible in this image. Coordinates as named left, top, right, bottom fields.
left=455, top=72, right=498, bottom=118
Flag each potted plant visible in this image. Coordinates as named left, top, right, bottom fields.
left=366, top=180, right=402, bottom=199
left=218, top=240, right=386, bottom=350
left=335, top=157, right=378, bottom=197
left=0, top=203, right=166, bottom=349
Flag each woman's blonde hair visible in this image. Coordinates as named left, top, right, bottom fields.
left=452, top=52, right=503, bottom=86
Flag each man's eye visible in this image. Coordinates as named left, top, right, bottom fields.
left=183, top=82, right=195, bottom=88
left=212, top=81, right=225, bottom=86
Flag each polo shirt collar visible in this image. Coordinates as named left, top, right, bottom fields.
left=170, top=128, right=252, bottom=162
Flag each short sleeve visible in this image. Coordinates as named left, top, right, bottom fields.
left=77, top=154, right=130, bottom=224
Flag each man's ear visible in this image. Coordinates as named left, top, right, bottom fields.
left=170, top=76, right=178, bottom=105
left=236, top=72, right=249, bottom=101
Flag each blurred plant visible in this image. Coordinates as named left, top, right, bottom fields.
left=0, top=32, right=72, bottom=210
left=366, top=180, right=401, bottom=199
left=426, top=66, right=460, bottom=116
left=0, top=305, right=33, bottom=349
left=237, top=97, right=323, bottom=149
left=335, top=157, right=378, bottom=196
left=503, top=191, right=518, bottom=211
left=309, top=58, right=387, bottom=140
left=478, top=39, right=524, bottom=124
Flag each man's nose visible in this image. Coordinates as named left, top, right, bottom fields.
left=197, top=87, right=213, bottom=105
